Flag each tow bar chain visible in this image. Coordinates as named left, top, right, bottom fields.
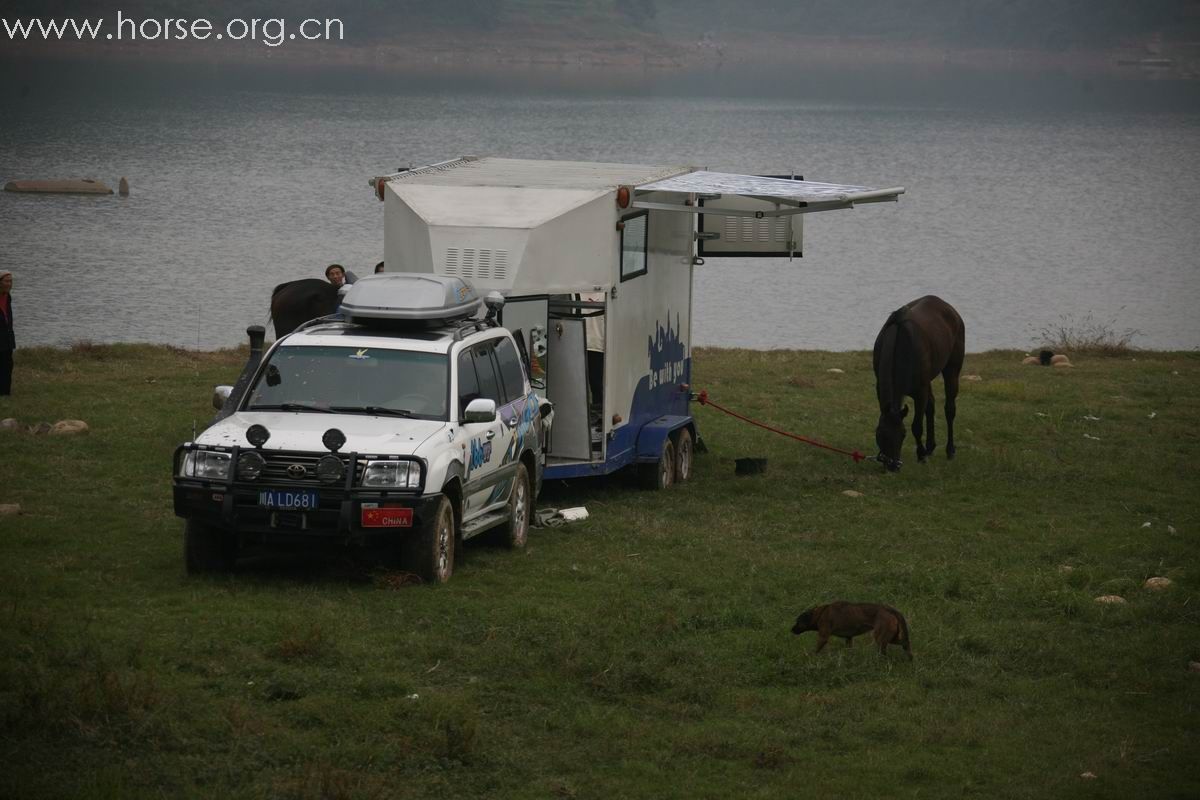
left=694, top=389, right=868, bottom=464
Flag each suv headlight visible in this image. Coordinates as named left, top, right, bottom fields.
left=361, top=460, right=420, bottom=489
left=180, top=449, right=232, bottom=480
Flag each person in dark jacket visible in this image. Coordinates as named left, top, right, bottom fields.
left=0, top=270, right=13, bottom=396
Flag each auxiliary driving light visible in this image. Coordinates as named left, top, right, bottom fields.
left=316, top=455, right=345, bottom=484
left=237, top=451, right=266, bottom=480
left=246, top=424, right=270, bottom=448
left=322, top=428, right=347, bottom=453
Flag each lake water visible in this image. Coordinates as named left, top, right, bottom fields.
left=2, top=63, right=1198, bottom=352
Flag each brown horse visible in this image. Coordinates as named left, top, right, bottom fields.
left=270, top=279, right=339, bottom=338
left=872, top=296, right=965, bottom=471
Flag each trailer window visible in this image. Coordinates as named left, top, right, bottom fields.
left=619, top=211, right=648, bottom=281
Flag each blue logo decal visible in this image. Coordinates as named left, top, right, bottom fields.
left=647, top=311, right=687, bottom=391
left=469, top=437, right=493, bottom=470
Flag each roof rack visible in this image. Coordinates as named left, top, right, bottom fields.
left=450, top=316, right=499, bottom=341
left=292, top=314, right=350, bottom=334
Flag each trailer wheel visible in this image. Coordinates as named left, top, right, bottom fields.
left=405, top=496, right=455, bottom=584
left=184, top=519, right=236, bottom=574
left=640, top=439, right=676, bottom=491
left=498, top=463, right=531, bottom=549
left=674, top=429, right=694, bottom=483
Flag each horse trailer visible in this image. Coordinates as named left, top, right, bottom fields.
left=369, top=157, right=903, bottom=487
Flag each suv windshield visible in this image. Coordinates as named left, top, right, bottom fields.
left=246, top=345, right=449, bottom=421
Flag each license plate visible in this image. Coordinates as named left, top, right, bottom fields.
left=259, top=489, right=320, bottom=510
left=361, top=504, right=413, bottom=528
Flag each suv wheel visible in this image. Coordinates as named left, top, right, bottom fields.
left=499, top=463, right=531, bottom=549
left=407, top=497, right=455, bottom=584
left=184, top=519, right=236, bottom=574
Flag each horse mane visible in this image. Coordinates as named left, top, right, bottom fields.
left=879, top=307, right=913, bottom=413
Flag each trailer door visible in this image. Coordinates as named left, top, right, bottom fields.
left=500, top=296, right=549, bottom=399
left=545, top=317, right=591, bottom=460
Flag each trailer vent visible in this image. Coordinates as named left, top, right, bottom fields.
left=722, top=216, right=789, bottom=243
left=444, top=247, right=509, bottom=281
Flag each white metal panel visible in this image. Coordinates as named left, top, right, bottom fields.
left=389, top=184, right=608, bottom=229
left=697, top=194, right=802, bottom=257
left=546, top=318, right=590, bottom=460
left=637, top=170, right=904, bottom=204
left=383, top=157, right=691, bottom=191
left=606, top=197, right=694, bottom=444
left=382, top=188, right=434, bottom=275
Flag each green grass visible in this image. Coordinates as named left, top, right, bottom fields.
left=1, top=344, right=1198, bottom=799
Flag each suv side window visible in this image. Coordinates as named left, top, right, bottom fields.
left=457, top=349, right=480, bottom=417
left=471, top=342, right=503, bottom=405
left=494, top=336, right=527, bottom=404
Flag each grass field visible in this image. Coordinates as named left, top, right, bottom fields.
left=1, top=343, right=1197, bottom=799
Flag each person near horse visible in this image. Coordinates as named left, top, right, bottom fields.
left=374, top=261, right=385, bottom=274
left=0, top=270, right=13, bottom=396
left=324, top=263, right=358, bottom=287
left=872, top=295, right=965, bottom=471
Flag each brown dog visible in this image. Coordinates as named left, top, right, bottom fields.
left=791, top=602, right=912, bottom=659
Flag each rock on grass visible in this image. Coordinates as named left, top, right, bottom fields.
left=50, top=420, right=89, bottom=435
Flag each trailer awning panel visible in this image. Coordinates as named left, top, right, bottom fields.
left=637, top=170, right=904, bottom=206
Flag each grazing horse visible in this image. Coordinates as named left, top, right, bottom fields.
left=872, top=296, right=965, bottom=471
left=270, top=279, right=339, bottom=338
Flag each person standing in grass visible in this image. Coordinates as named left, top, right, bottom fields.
left=0, top=270, right=13, bottom=396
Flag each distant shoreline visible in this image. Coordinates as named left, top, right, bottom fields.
left=3, top=33, right=1195, bottom=83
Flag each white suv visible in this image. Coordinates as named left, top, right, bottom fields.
left=173, top=275, right=552, bottom=583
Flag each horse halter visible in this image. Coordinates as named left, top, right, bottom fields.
left=872, top=453, right=903, bottom=472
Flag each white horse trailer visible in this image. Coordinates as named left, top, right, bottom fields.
left=370, top=157, right=903, bottom=487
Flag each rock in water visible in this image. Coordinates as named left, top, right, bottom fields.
left=119, top=176, right=129, bottom=195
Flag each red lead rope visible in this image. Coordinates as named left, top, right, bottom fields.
left=695, top=389, right=868, bottom=463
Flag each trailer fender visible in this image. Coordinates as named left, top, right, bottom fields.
left=634, top=416, right=694, bottom=462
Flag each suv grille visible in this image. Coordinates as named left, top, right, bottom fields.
left=258, top=452, right=366, bottom=485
